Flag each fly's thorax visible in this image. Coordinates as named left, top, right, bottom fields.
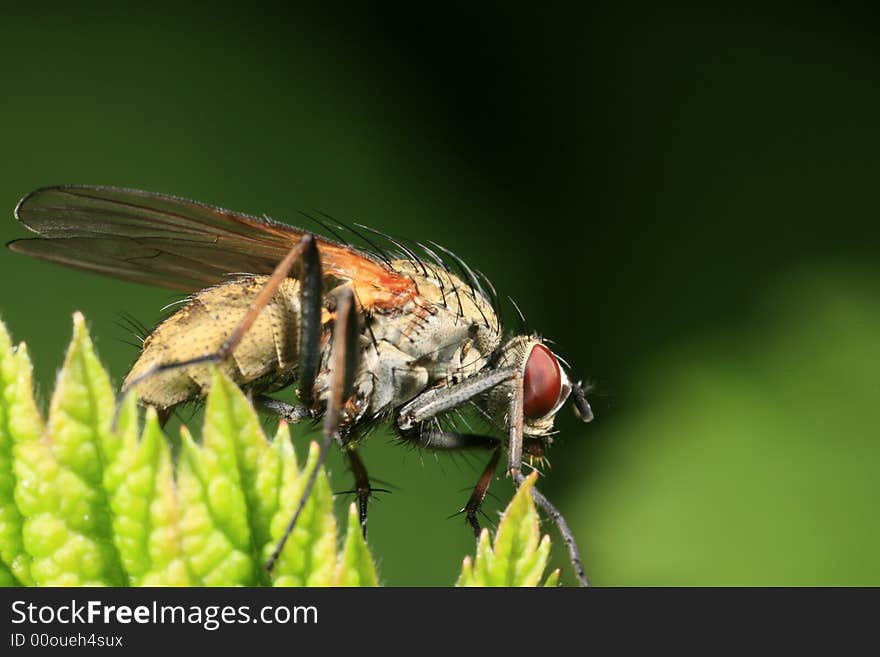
left=372, top=260, right=501, bottom=374
left=346, top=307, right=495, bottom=421
left=318, top=261, right=504, bottom=422
left=486, top=335, right=572, bottom=437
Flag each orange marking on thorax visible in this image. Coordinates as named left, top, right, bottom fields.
left=318, top=241, right=418, bottom=310
left=400, top=302, right=432, bottom=340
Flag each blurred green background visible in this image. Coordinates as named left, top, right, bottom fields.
left=1, top=4, right=878, bottom=585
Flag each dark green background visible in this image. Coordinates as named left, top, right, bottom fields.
left=1, top=5, right=878, bottom=585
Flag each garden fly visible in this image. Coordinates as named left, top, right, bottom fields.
left=8, top=186, right=594, bottom=586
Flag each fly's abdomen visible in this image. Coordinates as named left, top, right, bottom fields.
left=124, top=276, right=301, bottom=409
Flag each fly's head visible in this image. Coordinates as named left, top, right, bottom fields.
left=489, top=335, right=593, bottom=441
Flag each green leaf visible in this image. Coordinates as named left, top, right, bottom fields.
left=202, top=369, right=279, bottom=585
left=269, top=441, right=337, bottom=586
left=110, top=407, right=192, bottom=585
left=543, top=568, right=561, bottom=587
left=0, top=313, right=461, bottom=587
left=457, top=556, right=475, bottom=587
left=15, top=313, right=125, bottom=585
left=0, top=320, right=43, bottom=586
left=456, top=472, right=554, bottom=587
left=335, top=503, right=379, bottom=586
left=176, top=424, right=255, bottom=585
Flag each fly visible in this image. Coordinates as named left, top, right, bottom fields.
left=8, top=185, right=595, bottom=586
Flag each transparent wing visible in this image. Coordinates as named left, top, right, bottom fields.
left=9, top=186, right=416, bottom=305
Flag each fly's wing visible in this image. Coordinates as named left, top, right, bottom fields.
left=9, top=185, right=416, bottom=307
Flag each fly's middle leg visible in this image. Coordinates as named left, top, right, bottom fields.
left=258, top=395, right=378, bottom=539
left=465, top=447, right=501, bottom=536
left=337, top=444, right=376, bottom=538
left=253, top=396, right=313, bottom=423
left=404, top=429, right=501, bottom=536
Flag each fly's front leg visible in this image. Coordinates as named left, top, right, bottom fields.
left=266, top=286, right=360, bottom=574
left=397, top=367, right=516, bottom=431
left=403, top=428, right=501, bottom=537
left=399, top=366, right=591, bottom=587
left=504, top=370, right=589, bottom=586
left=507, top=369, right=524, bottom=479
left=513, top=470, right=589, bottom=588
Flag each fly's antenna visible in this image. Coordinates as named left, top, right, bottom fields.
left=312, top=209, right=395, bottom=268
left=570, top=380, right=594, bottom=423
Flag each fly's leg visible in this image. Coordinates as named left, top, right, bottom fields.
left=410, top=430, right=500, bottom=452
left=461, top=447, right=501, bottom=536
left=265, top=286, right=359, bottom=573
left=506, top=369, right=589, bottom=587
left=256, top=395, right=376, bottom=538
left=157, top=395, right=313, bottom=431
left=253, top=396, right=313, bottom=423
left=397, top=369, right=517, bottom=533
left=514, top=470, right=589, bottom=587
left=337, top=444, right=373, bottom=538
left=404, top=429, right=501, bottom=537
left=397, top=368, right=590, bottom=587
left=507, top=369, right=524, bottom=479
left=294, top=230, right=323, bottom=408
left=119, top=235, right=321, bottom=403
left=396, top=367, right=516, bottom=431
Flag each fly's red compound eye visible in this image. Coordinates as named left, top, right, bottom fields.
left=523, top=343, right=562, bottom=419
